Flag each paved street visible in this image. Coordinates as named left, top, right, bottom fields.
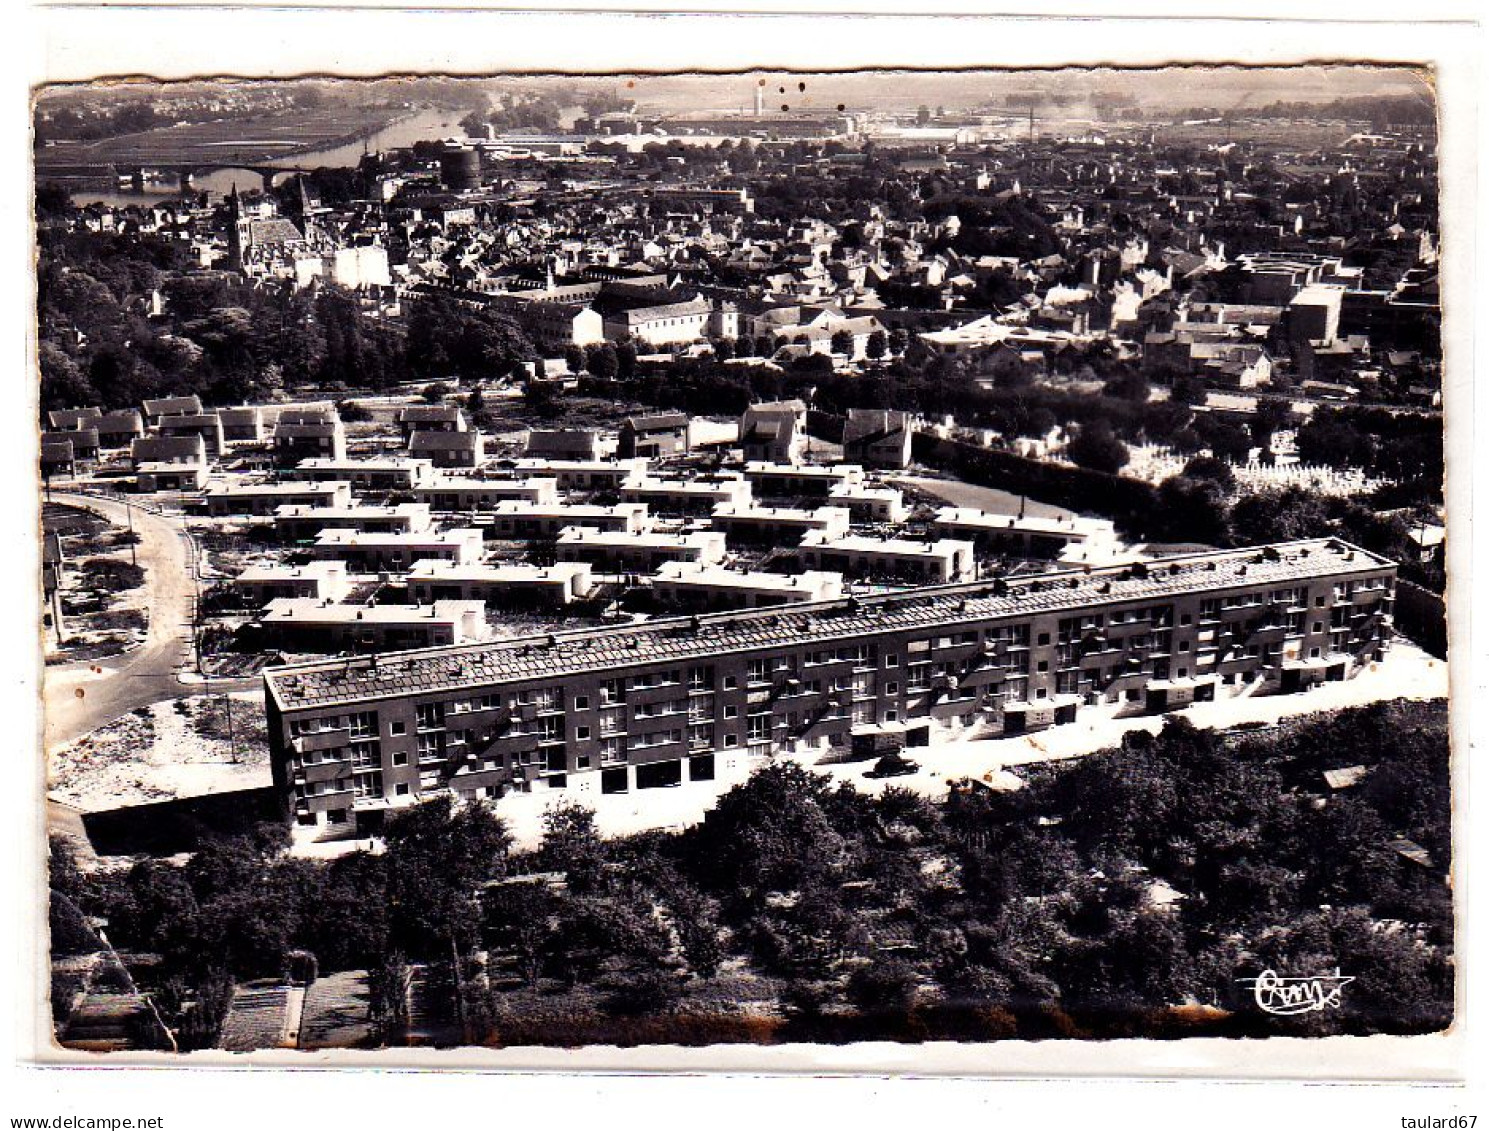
left=43, top=491, right=199, bottom=751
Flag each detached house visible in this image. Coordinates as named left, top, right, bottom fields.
left=617, top=413, right=691, bottom=459
left=409, top=429, right=485, bottom=470
left=842, top=409, right=913, bottom=470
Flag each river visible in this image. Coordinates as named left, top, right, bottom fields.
left=65, top=106, right=470, bottom=208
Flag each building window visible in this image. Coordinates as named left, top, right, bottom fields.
left=574, top=695, right=589, bottom=711
left=392, top=750, right=409, bottom=766
left=389, top=721, right=407, bottom=737
left=576, top=726, right=591, bottom=741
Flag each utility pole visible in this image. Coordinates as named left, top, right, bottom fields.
left=122, top=492, right=137, bottom=568
left=225, top=685, right=239, bottom=765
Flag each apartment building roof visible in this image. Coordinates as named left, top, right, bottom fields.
left=802, top=532, right=970, bottom=558
left=265, top=538, right=1390, bottom=711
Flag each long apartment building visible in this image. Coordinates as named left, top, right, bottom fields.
left=206, top=481, right=355, bottom=517
left=414, top=476, right=560, bottom=510
left=799, top=532, right=977, bottom=585
left=273, top=503, right=433, bottom=542
left=483, top=501, right=652, bottom=539
left=620, top=474, right=753, bottom=517
left=930, top=507, right=1121, bottom=564
left=287, top=458, right=436, bottom=491
left=264, top=538, right=1396, bottom=834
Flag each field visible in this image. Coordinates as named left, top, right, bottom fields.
left=48, top=692, right=271, bottom=813
left=34, top=105, right=410, bottom=171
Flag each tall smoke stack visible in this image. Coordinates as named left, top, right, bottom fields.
left=754, top=82, right=764, bottom=117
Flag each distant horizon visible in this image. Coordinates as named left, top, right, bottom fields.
left=37, top=64, right=1431, bottom=118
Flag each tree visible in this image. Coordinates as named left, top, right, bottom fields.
left=524, top=378, right=565, bottom=419
left=667, top=885, right=726, bottom=979
left=421, top=382, right=453, bottom=404
left=1180, top=455, right=1236, bottom=492
left=1170, top=373, right=1209, bottom=406
left=888, top=327, right=910, bottom=356
left=336, top=399, right=372, bottom=423
left=367, top=951, right=411, bottom=1044
left=586, top=343, right=619, bottom=380
left=483, top=881, right=561, bottom=987
left=1103, top=369, right=1151, bottom=403
left=615, top=340, right=638, bottom=379
left=383, top=796, right=512, bottom=958
left=866, top=330, right=888, bottom=361
left=830, top=329, right=855, bottom=357
left=689, top=763, right=848, bottom=907
left=562, top=344, right=586, bottom=375
left=1231, top=487, right=1330, bottom=544
left=464, top=385, right=497, bottom=430
left=1067, top=421, right=1130, bottom=475
left=1155, top=475, right=1231, bottom=545
left=538, top=801, right=607, bottom=895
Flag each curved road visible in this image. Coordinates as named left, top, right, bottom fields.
left=43, top=492, right=199, bottom=751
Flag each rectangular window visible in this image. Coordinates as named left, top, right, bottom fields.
left=389, top=721, right=407, bottom=737
left=348, top=711, right=377, bottom=739
left=417, top=733, right=446, bottom=762
left=747, top=657, right=772, bottom=685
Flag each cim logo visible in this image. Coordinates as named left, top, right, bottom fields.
left=1240, top=969, right=1355, bottom=1016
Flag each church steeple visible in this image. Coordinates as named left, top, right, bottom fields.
left=226, top=182, right=244, bottom=271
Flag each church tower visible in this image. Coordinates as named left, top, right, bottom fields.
left=225, top=183, right=245, bottom=271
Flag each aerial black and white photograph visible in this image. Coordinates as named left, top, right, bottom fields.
left=30, top=57, right=1458, bottom=1065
